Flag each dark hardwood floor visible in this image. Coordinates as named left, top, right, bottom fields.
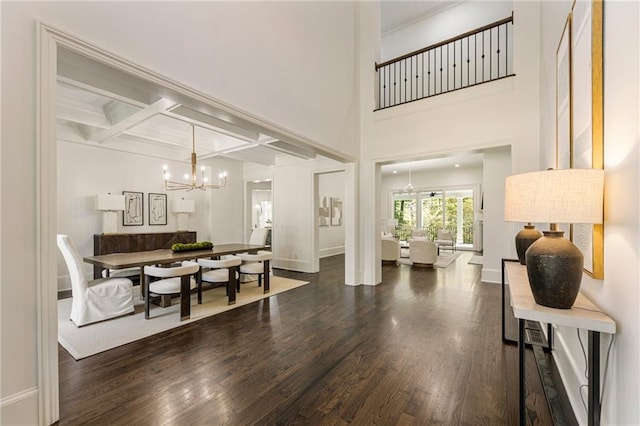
left=58, top=253, right=552, bottom=425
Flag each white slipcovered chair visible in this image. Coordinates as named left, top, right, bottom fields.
left=435, top=229, right=456, bottom=253
left=409, top=239, right=438, bottom=267
left=249, top=227, right=270, bottom=245
left=101, top=267, right=140, bottom=279
left=381, top=237, right=400, bottom=263
left=57, top=234, right=134, bottom=327
left=197, top=256, right=242, bottom=303
left=143, top=261, right=200, bottom=320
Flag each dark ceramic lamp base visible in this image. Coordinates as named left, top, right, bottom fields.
left=525, top=230, right=583, bottom=309
left=515, top=224, right=542, bottom=265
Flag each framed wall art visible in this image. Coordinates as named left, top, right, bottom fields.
left=556, top=13, right=571, bottom=171
left=555, top=13, right=572, bottom=239
left=570, top=0, right=604, bottom=279
left=319, top=196, right=330, bottom=227
left=123, top=191, right=143, bottom=226
left=331, top=197, right=342, bottom=226
left=148, top=193, right=167, bottom=226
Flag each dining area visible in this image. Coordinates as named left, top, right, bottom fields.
left=59, top=230, right=273, bottom=327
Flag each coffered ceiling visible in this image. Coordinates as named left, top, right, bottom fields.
left=56, top=49, right=319, bottom=167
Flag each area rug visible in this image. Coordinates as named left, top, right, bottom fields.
left=468, top=255, right=483, bottom=265
left=58, top=276, right=309, bottom=360
left=397, top=251, right=462, bottom=268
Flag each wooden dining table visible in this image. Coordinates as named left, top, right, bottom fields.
left=83, top=243, right=270, bottom=320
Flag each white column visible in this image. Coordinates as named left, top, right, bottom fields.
left=456, top=196, right=464, bottom=244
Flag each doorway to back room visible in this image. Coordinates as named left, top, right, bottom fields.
left=392, top=188, right=475, bottom=250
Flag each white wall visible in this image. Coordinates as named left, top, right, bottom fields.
left=55, top=142, right=243, bottom=292
left=56, top=142, right=206, bottom=290
left=202, top=157, right=244, bottom=245
left=318, top=171, right=346, bottom=257
left=482, top=146, right=516, bottom=282
left=358, top=1, right=541, bottom=286
left=381, top=1, right=514, bottom=62
left=272, top=156, right=345, bottom=272
left=538, top=2, right=640, bottom=425
left=0, top=2, right=357, bottom=423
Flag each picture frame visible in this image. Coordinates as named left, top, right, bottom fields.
left=331, top=197, right=342, bottom=226
left=148, top=193, right=167, bottom=226
left=556, top=13, right=571, bottom=171
left=319, top=196, right=330, bottom=227
left=555, top=13, right=572, bottom=239
left=570, top=0, right=604, bottom=279
left=122, top=191, right=143, bottom=226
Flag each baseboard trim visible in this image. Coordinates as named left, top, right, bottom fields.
left=1, top=387, right=39, bottom=425
left=272, top=257, right=314, bottom=273
left=0, top=387, right=38, bottom=406
left=481, top=267, right=501, bottom=283
left=320, top=246, right=345, bottom=258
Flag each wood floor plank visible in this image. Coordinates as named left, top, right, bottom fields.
left=58, top=253, right=553, bottom=425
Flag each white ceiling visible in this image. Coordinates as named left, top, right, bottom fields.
left=380, top=152, right=484, bottom=176
left=381, top=1, right=464, bottom=34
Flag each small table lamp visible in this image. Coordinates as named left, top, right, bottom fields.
left=504, top=169, right=604, bottom=309
left=172, top=198, right=195, bottom=231
left=95, top=194, right=125, bottom=234
left=386, top=218, right=398, bottom=236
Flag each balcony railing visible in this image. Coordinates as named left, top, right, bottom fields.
left=375, top=14, right=514, bottom=110
left=393, top=225, right=474, bottom=245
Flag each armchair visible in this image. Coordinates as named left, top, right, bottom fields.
left=381, top=237, right=400, bottom=263
left=409, top=239, right=438, bottom=267
left=435, top=229, right=456, bottom=253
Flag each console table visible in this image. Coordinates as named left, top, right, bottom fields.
left=93, top=231, right=196, bottom=279
left=504, top=262, right=616, bottom=426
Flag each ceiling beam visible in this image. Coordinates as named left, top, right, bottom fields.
left=168, top=105, right=259, bottom=143
left=90, top=98, right=179, bottom=143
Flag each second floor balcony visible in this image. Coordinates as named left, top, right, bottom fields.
left=375, top=14, right=515, bottom=111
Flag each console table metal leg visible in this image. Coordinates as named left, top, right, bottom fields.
left=588, top=331, right=601, bottom=426
left=502, top=260, right=507, bottom=342
left=519, top=318, right=526, bottom=426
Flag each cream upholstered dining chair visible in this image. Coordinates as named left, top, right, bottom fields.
left=143, top=261, right=200, bottom=319
left=435, top=229, right=456, bottom=253
left=409, top=239, right=438, bottom=267
left=197, top=256, right=242, bottom=301
left=238, top=251, right=273, bottom=290
left=57, top=234, right=134, bottom=327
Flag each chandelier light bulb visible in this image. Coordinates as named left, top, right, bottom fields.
left=161, top=124, right=228, bottom=191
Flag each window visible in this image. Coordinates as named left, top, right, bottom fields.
left=392, top=188, right=474, bottom=245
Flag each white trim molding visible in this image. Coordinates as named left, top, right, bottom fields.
left=36, top=21, right=61, bottom=426
left=1, top=387, right=39, bottom=425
